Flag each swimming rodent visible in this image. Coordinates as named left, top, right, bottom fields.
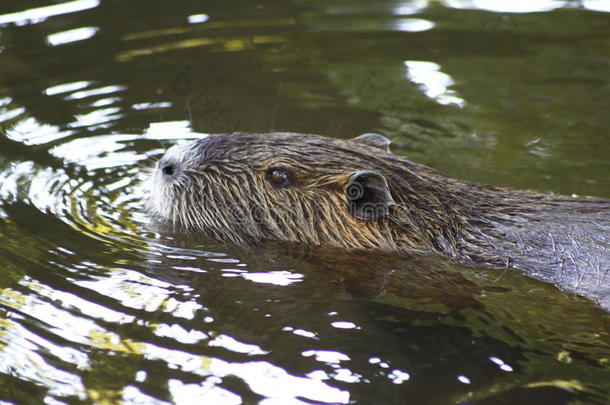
left=148, top=132, right=610, bottom=309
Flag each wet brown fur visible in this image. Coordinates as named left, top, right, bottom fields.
left=148, top=132, right=610, bottom=309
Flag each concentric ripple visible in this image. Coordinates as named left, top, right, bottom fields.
left=1, top=119, right=199, bottom=245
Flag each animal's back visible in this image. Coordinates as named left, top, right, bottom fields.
left=488, top=199, right=610, bottom=309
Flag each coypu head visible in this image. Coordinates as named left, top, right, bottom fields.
left=148, top=132, right=438, bottom=250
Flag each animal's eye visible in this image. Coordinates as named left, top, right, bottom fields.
left=266, top=167, right=293, bottom=188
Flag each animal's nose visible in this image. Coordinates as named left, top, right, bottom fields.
left=162, top=162, right=175, bottom=176
left=158, top=158, right=179, bottom=178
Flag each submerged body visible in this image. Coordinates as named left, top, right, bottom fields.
left=148, top=132, right=610, bottom=309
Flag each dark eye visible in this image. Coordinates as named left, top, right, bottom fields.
left=266, top=167, right=292, bottom=188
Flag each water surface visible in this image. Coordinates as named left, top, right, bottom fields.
left=0, top=0, right=609, bottom=404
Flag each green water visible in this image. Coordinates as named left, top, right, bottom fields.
left=0, top=0, right=609, bottom=404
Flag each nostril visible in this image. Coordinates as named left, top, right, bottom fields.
left=162, top=164, right=175, bottom=176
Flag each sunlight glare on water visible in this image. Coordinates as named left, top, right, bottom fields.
left=6, top=117, right=75, bottom=145
left=443, top=0, right=562, bottom=13
left=393, top=18, right=434, bottom=32
left=404, top=61, right=465, bottom=106
left=46, top=26, right=99, bottom=46
left=444, top=0, right=610, bottom=13
left=44, top=81, right=92, bottom=96
left=0, top=0, right=99, bottom=26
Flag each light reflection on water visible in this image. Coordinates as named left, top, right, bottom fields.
left=6, top=117, right=76, bottom=145
left=393, top=18, right=434, bottom=32
left=0, top=0, right=609, bottom=404
left=44, top=81, right=92, bottom=96
left=187, top=14, right=209, bottom=24
left=0, top=0, right=99, bottom=27
left=404, top=60, right=465, bottom=106
left=443, top=0, right=610, bottom=13
left=65, top=85, right=127, bottom=101
left=443, top=0, right=563, bottom=13
left=46, top=26, right=99, bottom=46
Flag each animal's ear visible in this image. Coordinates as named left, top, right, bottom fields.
left=352, top=133, right=391, bottom=152
left=345, top=170, right=395, bottom=220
